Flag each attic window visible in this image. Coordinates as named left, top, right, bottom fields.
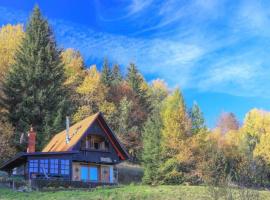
left=81, top=135, right=109, bottom=151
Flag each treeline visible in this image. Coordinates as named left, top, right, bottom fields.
left=1, top=6, right=270, bottom=188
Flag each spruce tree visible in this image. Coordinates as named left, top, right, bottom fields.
left=111, top=64, right=122, bottom=86
left=126, top=63, right=142, bottom=94
left=2, top=6, right=69, bottom=150
left=190, top=102, right=206, bottom=135
left=126, top=63, right=151, bottom=114
left=101, top=58, right=112, bottom=87
left=142, top=108, right=162, bottom=184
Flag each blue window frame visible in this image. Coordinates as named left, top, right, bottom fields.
left=50, top=159, right=59, bottom=174
left=39, top=159, right=48, bottom=174
left=29, top=160, right=38, bottom=173
left=60, top=160, right=70, bottom=175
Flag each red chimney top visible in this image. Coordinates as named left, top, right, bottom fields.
left=27, top=126, right=36, bottom=153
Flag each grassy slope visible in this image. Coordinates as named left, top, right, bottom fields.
left=0, top=185, right=270, bottom=200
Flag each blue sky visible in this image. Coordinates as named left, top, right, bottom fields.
left=1, top=0, right=270, bottom=127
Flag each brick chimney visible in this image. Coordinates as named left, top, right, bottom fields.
left=27, top=126, right=36, bottom=153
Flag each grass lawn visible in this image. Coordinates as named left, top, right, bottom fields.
left=0, top=185, right=270, bottom=200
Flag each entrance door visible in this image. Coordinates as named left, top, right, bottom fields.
left=101, top=166, right=110, bottom=183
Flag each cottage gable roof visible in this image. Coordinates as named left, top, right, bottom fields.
left=42, top=113, right=99, bottom=152
left=42, top=112, right=129, bottom=160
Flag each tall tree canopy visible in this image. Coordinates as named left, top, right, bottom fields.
left=2, top=6, right=69, bottom=150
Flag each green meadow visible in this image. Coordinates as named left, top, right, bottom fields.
left=0, top=185, right=270, bottom=200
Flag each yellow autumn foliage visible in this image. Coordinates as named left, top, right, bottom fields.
left=0, top=24, right=24, bottom=82
left=61, top=48, right=84, bottom=85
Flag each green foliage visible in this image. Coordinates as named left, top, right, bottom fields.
left=101, top=58, right=112, bottom=87
left=190, top=102, right=206, bottom=135
left=142, top=108, right=162, bottom=184
left=111, top=64, right=122, bottom=86
left=0, top=118, right=16, bottom=165
left=2, top=6, right=69, bottom=150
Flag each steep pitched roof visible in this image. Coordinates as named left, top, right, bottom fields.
left=42, top=112, right=129, bottom=160
left=42, top=113, right=99, bottom=152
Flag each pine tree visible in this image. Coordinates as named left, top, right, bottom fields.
left=111, top=64, right=122, bottom=86
left=142, top=108, right=162, bottom=184
left=101, top=58, right=112, bottom=87
left=190, top=102, right=206, bottom=135
left=2, top=6, right=69, bottom=150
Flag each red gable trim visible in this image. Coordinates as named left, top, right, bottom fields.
left=97, top=118, right=125, bottom=160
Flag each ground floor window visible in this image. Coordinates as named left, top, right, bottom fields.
left=39, top=159, right=48, bottom=174
left=61, top=160, right=70, bottom=175
left=50, top=159, right=59, bottom=174
left=80, top=165, right=98, bottom=182
left=90, top=166, right=98, bottom=181
left=29, top=160, right=38, bottom=173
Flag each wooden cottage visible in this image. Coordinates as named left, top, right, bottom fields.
left=0, top=112, right=129, bottom=185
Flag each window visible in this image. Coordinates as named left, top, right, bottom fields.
left=81, top=166, right=88, bottom=181
left=50, top=159, right=59, bottom=174
left=90, top=166, right=98, bottom=181
left=29, top=160, right=38, bottom=173
left=81, top=135, right=109, bottom=151
left=39, top=159, right=48, bottom=174
left=80, top=166, right=99, bottom=181
left=60, top=160, right=70, bottom=175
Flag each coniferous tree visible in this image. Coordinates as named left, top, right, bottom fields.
left=126, top=63, right=143, bottom=94
left=2, top=6, right=69, bottom=150
left=101, top=58, right=112, bottom=87
left=126, top=63, right=151, bottom=115
left=111, top=64, right=122, bottom=86
left=190, top=102, right=206, bottom=135
left=142, top=108, right=162, bottom=184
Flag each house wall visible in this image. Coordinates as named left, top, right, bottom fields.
left=72, top=161, right=116, bottom=183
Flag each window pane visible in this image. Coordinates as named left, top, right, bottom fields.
left=29, top=160, right=38, bottom=173
left=81, top=166, right=88, bottom=181
left=50, top=159, right=59, bottom=174
left=90, top=166, right=98, bottom=181
left=60, top=160, right=70, bottom=175
left=109, top=166, right=114, bottom=183
left=40, top=159, right=48, bottom=173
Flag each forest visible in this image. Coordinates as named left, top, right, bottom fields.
left=1, top=6, right=270, bottom=189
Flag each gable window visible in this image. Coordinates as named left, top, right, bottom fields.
left=50, top=159, right=59, bottom=174
left=60, top=160, right=70, bottom=175
left=81, top=135, right=109, bottom=151
left=40, top=159, right=48, bottom=174
left=29, top=160, right=38, bottom=173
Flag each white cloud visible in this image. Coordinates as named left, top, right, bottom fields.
left=128, top=0, right=153, bottom=14
left=2, top=2, right=270, bottom=99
